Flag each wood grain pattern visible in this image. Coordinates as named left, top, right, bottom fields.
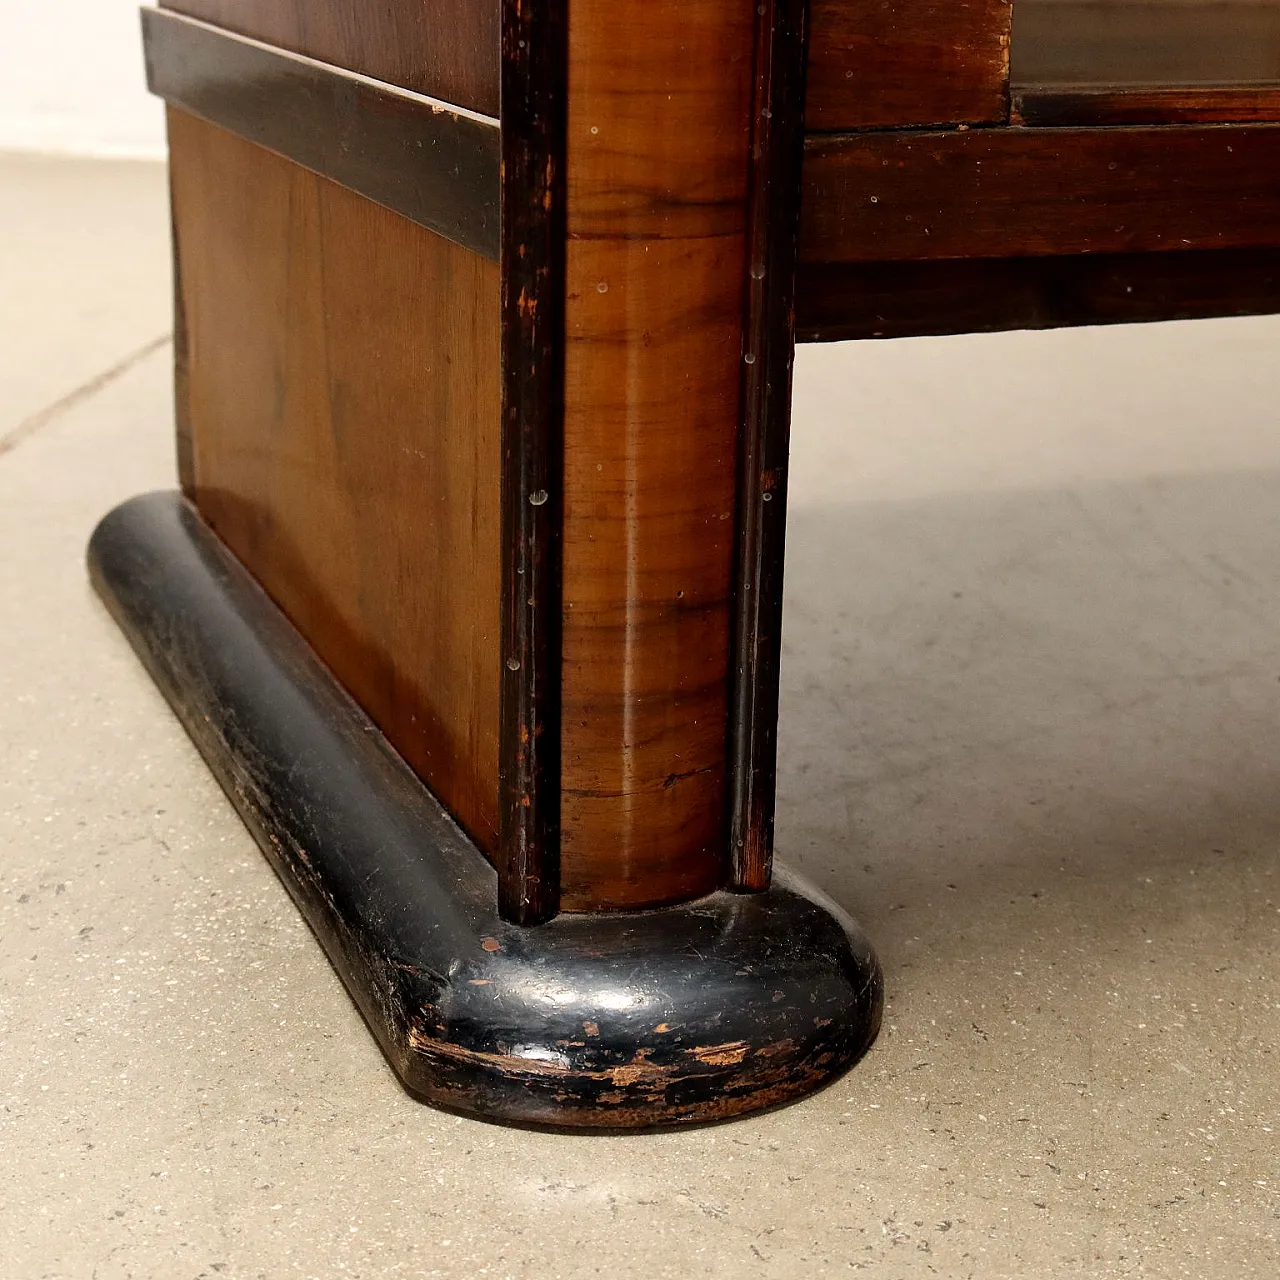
left=801, top=125, right=1280, bottom=264
left=806, top=0, right=1012, bottom=130
left=160, top=0, right=499, bottom=115
left=167, top=109, right=503, bottom=853
left=795, top=248, right=1280, bottom=340
left=558, top=1, right=755, bottom=911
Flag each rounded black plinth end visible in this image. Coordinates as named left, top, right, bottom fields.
left=392, top=869, right=882, bottom=1130
left=89, top=492, right=882, bottom=1130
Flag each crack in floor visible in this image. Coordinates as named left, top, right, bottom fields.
left=0, top=332, right=171, bottom=461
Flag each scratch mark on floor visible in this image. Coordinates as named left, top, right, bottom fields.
left=0, top=333, right=171, bottom=461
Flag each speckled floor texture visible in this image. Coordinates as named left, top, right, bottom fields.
left=2, top=150, right=1278, bottom=1280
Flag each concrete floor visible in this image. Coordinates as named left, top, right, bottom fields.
left=1, top=150, right=1278, bottom=1279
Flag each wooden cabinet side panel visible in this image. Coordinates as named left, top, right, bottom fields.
left=167, top=109, right=503, bottom=852
left=159, top=0, right=500, bottom=115
left=806, top=0, right=1012, bottom=130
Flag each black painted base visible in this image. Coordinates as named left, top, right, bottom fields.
left=87, top=492, right=883, bottom=1129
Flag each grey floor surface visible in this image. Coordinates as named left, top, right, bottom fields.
left=1, top=150, right=1277, bottom=1279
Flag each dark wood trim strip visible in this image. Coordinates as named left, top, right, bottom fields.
left=497, top=0, right=568, bottom=925
left=729, top=0, right=810, bottom=892
left=795, top=249, right=1280, bottom=342
left=166, top=141, right=194, bottom=496
left=801, top=125, right=1280, bottom=266
left=1013, top=85, right=1280, bottom=128
left=142, top=7, right=500, bottom=260
left=88, top=491, right=882, bottom=1127
left=157, top=0, right=501, bottom=116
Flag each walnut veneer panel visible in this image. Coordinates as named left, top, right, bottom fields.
left=558, top=2, right=755, bottom=910
left=168, top=109, right=503, bottom=851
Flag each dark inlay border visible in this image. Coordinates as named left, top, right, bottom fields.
left=143, top=7, right=500, bottom=259
left=1013, top=85, right=1280, bottom=128
left=729, top=0, right=810, bottom=893
left=497, top=0, right=568, bottom=925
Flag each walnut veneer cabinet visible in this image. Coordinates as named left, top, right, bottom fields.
left=89, top=0, right=1280, bottom=1128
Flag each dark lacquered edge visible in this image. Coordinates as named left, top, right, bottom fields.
left=729, top=0, right=810, bottom=893
left=1012, top=84, right=1280, bottom=128
left=142, top=7, right=500, bottom=260
left=795, top=249, right=1280, bottom=342
left=496, top=0, right=567, bottom=925
left=799, top=125, right=1280, bottom=266
left=166, top=147, right=194, bottom=496
left=87, top=492, right=882, bottom=1130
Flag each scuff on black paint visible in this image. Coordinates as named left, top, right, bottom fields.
left=88, top=492, right=882, bottom=1130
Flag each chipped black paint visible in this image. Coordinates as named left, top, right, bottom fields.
left=88, top=494, right=883, bottom=1129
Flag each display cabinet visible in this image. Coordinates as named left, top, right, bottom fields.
left=90, top=0, right=1280, bottom=1127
